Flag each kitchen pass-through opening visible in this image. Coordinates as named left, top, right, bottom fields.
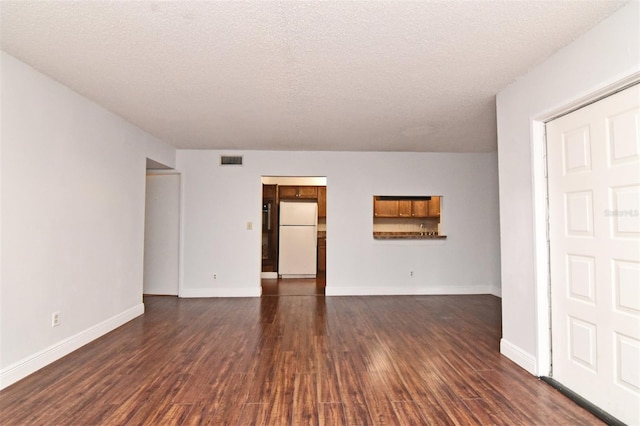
left=260, top=176, right=326, bottom=296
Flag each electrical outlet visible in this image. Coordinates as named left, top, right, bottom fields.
left=213, top=274, right=217, bottom=280
left=52, top=312, right=60, bottom=327
left=410, top=271, right=414, bottom=278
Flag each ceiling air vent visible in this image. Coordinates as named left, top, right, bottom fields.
left=220, top=155, right=243, bottom=166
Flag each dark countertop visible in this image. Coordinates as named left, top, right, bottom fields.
left=373, top=232, right=446, bottom=240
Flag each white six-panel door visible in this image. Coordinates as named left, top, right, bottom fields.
left=547, top=84, right=640, bottom=425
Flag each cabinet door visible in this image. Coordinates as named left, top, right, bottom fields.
left=317, top=238, right=326, bottom=272
left=318, top=186, right=327, bottom=217
left=398, top=200, right=412, bottom=217
left=428, top=196, right=440, bottom=217
left=411, top=200, right=429, bottom=217
left=297, top=186, right=318, bottom=199
left=374, top=198, right=399, bottom=217
left=263, top=184, right=276, bottom=199
left=279, top=186, right=298, bottom=199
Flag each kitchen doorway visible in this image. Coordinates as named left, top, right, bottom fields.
left=261, top=176, right=326, bottom=296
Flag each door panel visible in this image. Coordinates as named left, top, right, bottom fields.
left=547, top=84, right=640, bottom=425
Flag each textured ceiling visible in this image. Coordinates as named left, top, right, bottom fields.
left=0, top=1, right=627, bottom=152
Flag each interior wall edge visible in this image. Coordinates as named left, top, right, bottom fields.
left=499, top=338, right=537, bottom=376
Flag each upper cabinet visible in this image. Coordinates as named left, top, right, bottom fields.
left=373, top=198, right=399, bottom=217
left=297, top=186, right=318, bottom=199
left=373, top=196, right=440, bottom=218
left=318, top=186, right=327, bottom=218
left=398, top=200, right=412, bottom=217
left=428, top=196, right=440, bottom=217
left=279, top=185, right=318, bottom=200
left=263, top=184, right=276, bottom=199
left=277, top=185, right=326, bottom=218
left=411, top=199, right=430, bottom=218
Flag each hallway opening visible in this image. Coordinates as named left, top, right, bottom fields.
left=261, top=274, right=325, bottom=296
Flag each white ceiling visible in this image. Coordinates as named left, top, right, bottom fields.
left=0, top=1, right=627, bottom=153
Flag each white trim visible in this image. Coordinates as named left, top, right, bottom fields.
left=179, top=287, right=261, bottom=298
left=178, top=169, right=186, bottom=299
left=280, top=274, right=316, bottom=279
left=500, top=338, right=537, bottom=376
left=534, top=70, right=640, bottom=122
left=531, top=120, right=552, bottom=376
left=261, top=272, right=278, bottom=279
left=0, top=303, right=144, bottom=390
left=490, top=285, right=502, bottom=298
left=326, top=284, right=495, bottom=296
left=145, top=170, right=180, bottom=176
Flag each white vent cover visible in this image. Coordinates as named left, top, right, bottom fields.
left=220, top=155, right=243, bottom=166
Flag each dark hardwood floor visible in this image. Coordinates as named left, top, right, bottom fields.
left=0, top=294, right=602, bottom=425
left=262, top=275, right=326, bottom=296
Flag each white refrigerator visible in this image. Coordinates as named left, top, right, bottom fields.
left=278, top=201, right=318, bottom=278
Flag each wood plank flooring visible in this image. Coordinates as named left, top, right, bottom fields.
left=262, top=276, right=326, bottom=296
left=0, top=294, right=602, bottom=425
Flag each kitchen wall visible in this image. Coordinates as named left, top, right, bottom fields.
left=178, top=150, right=501, bottom=297
left=0, top=52, right=176, bottom=388
left=496, top=1, right=639, bottom=375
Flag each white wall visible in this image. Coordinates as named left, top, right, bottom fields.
left=0, top=52, right=176, bottom=388
left=177, top=150, right=501, bottom=297
left=496, top=2, right=639, bottom=375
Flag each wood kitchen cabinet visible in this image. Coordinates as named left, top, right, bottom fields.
left=374, top=197, right=412, bottom=218
left=278, top=185, right=318, bottom=200
left=318, top=186, right=326, bottom=218
left=373, top=197, right=398, bottom=217
left=428, top=196, right=441, bottom=217
left=278, top=186, right=298, bottom=199
left=411, top=200, right=430, bottom=218
left=262, top=184, right=278, bottom=272
left=263, top=184, right=276, bottom=199
left=317, top=237, right=326, bottom=272
left=298, top=186, right=318, bottom=199
left=398, top=200, right=412, bottom=217
left=374, top=196, right=441, bottom=218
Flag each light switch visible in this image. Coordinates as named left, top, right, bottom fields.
left=247, top=221, right=253, bottom=230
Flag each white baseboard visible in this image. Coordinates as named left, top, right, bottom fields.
left=280, top=274, right=316, bottom=279
left=500, top=338, right=537, bottom=376
left=260, top=272, right=278, bottom=279
left=325, top=285, right=494, bottom=296
left=179, top=287, right=261, bottom=298
left=490, top=285, right=502, bottom=298
left=0, top=303, right=144, bottom=390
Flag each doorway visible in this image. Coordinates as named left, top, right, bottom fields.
left=261, top=176, right=327, bottom=296
left=143, top=170, right=181, bottom=296
left=546, top=84, right=639, bottom=424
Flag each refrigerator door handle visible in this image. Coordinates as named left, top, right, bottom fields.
left=267, top=204, right=272, bottom=231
